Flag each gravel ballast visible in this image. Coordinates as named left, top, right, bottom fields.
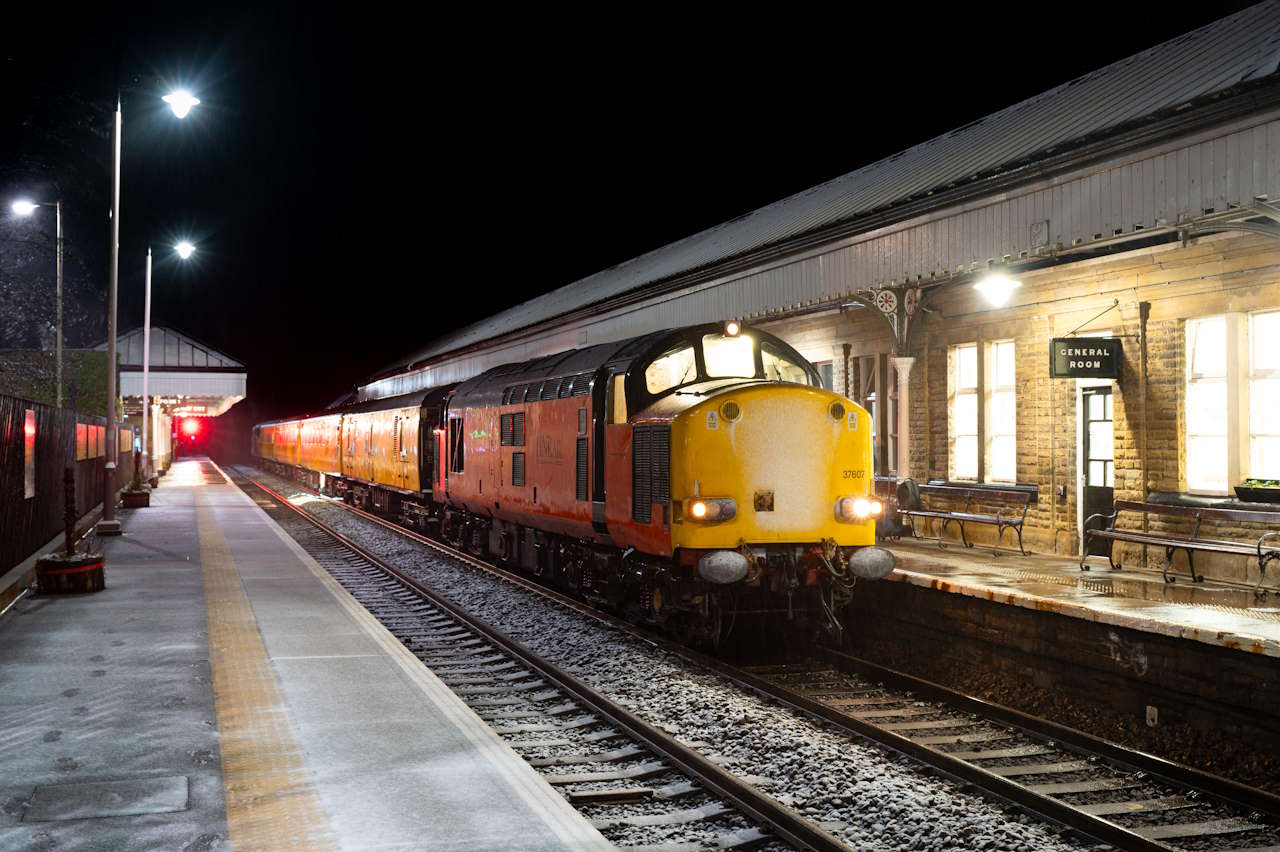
left=248, top=469, right=1093, bottom=852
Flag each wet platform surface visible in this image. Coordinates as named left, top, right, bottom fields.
left=884, top=537, right=1280, bottom=657
left=0, top=458, right=607, bottom=851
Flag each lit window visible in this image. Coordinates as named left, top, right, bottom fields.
left=987, top=340, right=1016, bottom=482
left=702, top=333, right=756, bottom=379
left=762, top=344, right=809, bottom=385
left=1186, top=317, right=1227, bottom=493
left=951, top=344, right=979, bottom=480
left=1251, top=311, right=1280, bottom=478
left=645, top=345, right=696, bottom=393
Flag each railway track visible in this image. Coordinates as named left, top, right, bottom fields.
left=237, top=466, right=1280, bottom=850
left=232, top=469, right=843, bottom=851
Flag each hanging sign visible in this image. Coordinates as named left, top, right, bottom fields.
left=1050, top=338, right=1122, bottom=379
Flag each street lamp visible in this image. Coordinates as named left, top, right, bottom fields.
left=140, top=241, right=196, bottom=482
left=162, top=90, right=200, bottom=119
left=11, top=199, right=64, bottom=408
left=100, top=87, right=200, bottom=536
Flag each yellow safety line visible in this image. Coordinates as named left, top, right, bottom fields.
left=197, top=487, right=334, bottom=850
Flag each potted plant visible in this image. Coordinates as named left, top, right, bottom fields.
left=1235, top=478, right=1280, bottom=503
left=121, top=446, right=151, bottom=508
left=36, top=468, right=106, bottom=594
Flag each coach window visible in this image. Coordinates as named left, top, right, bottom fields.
left=645, top=345, right=696, bottom=394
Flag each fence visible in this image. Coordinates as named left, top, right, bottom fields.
left=0, top=394, right=137, bottom=576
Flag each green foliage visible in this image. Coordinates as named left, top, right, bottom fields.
left=0, top=349, right=113, bottom=416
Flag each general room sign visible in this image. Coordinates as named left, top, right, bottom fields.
left=1050, top=337, right=1123, bottom=379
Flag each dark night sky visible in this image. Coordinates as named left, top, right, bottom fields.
left=0, top=2, right=1263, bottom=422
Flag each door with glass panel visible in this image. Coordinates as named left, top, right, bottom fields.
left=1082, top=387, right=1114, bottom=553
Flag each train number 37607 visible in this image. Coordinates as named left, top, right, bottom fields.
left=841, top=469, right=865, bottom=479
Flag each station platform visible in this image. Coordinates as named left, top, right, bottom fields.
left=882, top=537, right=1280, bottom=658
left=0, top=458, right=607, bottom=851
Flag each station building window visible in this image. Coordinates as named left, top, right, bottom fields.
left=948, top=340, right=1016, bottom=483
left=1186, top=310, right=1280, bottom=494
left=987, top=340, right=1017, bottom=483
left=950, top=344, right=980, bottom=480
left=814, top=361, right=834, bottom=391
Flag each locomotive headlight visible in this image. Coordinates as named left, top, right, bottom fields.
left=687, top=497, right=737, bottom=523
left=835, top=496, right=878, bottom=522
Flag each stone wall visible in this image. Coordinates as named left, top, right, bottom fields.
left=766, top=231, right=1280, bottom=585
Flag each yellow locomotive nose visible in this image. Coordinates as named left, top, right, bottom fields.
left=669, top=384, right=876, bottom=550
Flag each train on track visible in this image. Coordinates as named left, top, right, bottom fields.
left=253, top=322, right=894, bottom=644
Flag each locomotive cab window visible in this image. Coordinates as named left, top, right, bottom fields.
left=448, top=417, right=465, bottom=473
left=762, top=343, right=810, bottom=385
left=645, top=345, right=696, bottom=394
left=702, top=333, right=756, bottom=379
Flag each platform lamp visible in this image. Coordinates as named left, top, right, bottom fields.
left=140, top=240, right=196, bottom=482
left=10, top=199, right=63, bottom=408
left=100, top=87, right=201, bottom=536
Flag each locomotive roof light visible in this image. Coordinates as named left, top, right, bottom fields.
left=724, top=321, right=740, bottom=336
left=974, top=271, right=1021, bottom=307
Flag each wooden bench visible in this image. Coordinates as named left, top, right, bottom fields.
left=1081, top=500, right=1280, bottom=593
left=898, top=483, right=1033, bottom=556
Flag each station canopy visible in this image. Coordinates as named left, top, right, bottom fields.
left=94, top=326, right=246, bottom=417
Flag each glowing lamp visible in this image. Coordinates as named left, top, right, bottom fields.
left=182, top=419, right=200, bottom=436
left=690, top=500, right=708, bottom=519
left=175, top=241, right=196, bottom=259
left=974, top=273, right=1021, bottom=308
left=724, top=321, right=741, bottom=336
left=163, top=90, right=201, bottom=119
left=11, top=200, right=37, bottom=216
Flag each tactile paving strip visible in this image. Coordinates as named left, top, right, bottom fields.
left=197, top=489, right=334, bottom=850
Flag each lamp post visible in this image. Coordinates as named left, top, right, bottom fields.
left=100, top=88, right=200, bottom=536
left=141, top=241, right=196, bottom=481
left=11, top=199, right=63, bottom=407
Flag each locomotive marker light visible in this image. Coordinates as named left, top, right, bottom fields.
left=724, top=321, right=741, bottom=336
left=835, top=495, right=883, bottom=522
left=10, top=198, right=64, bottom=407
left=974, top=271, right=1022, bottom=307
left=688, top=498, right=737, bottom=522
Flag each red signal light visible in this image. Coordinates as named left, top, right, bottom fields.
left=182, top=419, right=200, bottom=437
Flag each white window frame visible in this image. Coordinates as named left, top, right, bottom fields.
left=985, top=340, right=1017, bottom=483
left=1249, top=310, right=1280, bottom=479
left=949, top=343, right=980, bottom=481
left=1185, top=313, right=1249, bottom=495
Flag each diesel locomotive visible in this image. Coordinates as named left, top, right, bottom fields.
left=253, top=322, right=894, bottom=644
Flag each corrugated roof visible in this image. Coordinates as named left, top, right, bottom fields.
left=387, top=2, right=1280, bottom=378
